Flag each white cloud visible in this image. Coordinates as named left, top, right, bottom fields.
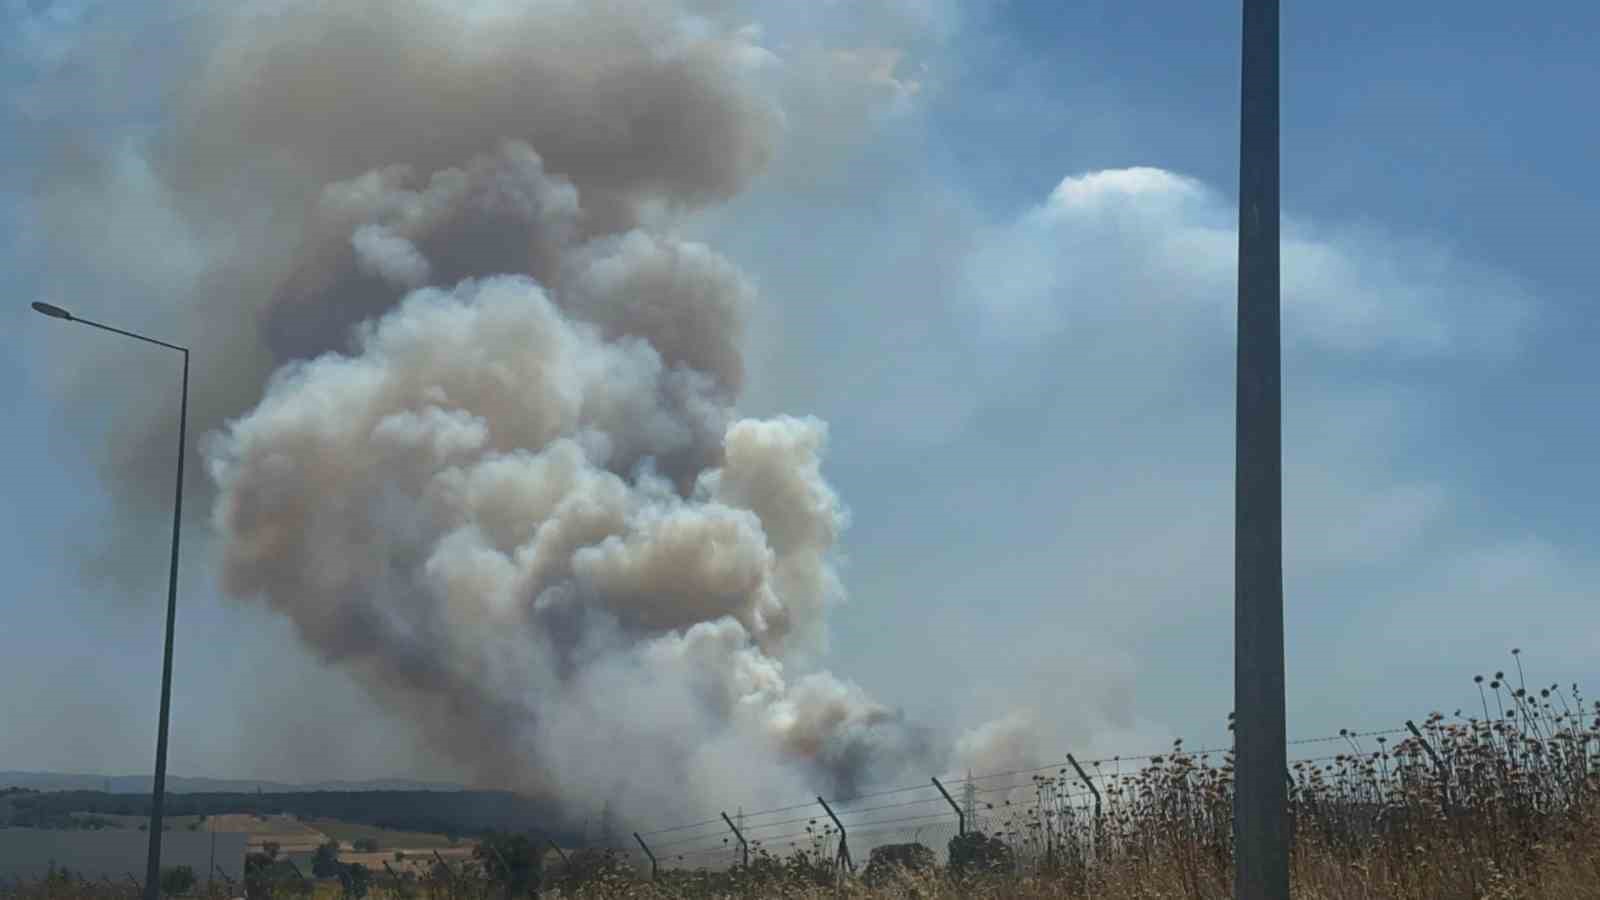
left=829, top=46, right=923, bottom=99
left=966, top=166, right=1535, bottom=361
left=719, top=156, right=1583, bottom=751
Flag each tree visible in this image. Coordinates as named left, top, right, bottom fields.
left=353, top=837, right=380, bottom=853
left=474, top=831, right=542, bottom=896
left=263, top=841, right=281, bottom=861
left=159, top=865, right=197, bottom=896
left=312, top=841, right=343, bottom=878
left=338, top=862, right=371, bottom=899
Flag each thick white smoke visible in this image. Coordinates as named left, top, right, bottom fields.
left=28, top=0, right=1035, bottom=826
left=207, top=262, right=924, bottom=819
left=197, top=116, right=934, bottom=827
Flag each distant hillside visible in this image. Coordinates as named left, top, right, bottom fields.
left=0, top=771, right=463, bottom=794
left=0, top=787, right=578, bottom=845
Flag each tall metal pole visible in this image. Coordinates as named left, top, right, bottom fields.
left=143, top=348, right=187, bottom=900
left=1233, top=0, right=1286, bottom=898
left=29, top=302, right=188, bottom=900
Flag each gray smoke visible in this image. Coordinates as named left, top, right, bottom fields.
left=24, top=0, right=977, bottom=824
left=207, top=269, right=924, bottom=815
left=32, top=0, right=781, bottom=549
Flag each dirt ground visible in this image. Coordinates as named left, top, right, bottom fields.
left=203, top=814, right=330, bottom=855
left=337, top=846, right=475, bottom=877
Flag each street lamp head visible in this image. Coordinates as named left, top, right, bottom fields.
left=31, top=302, right=74, bottom=320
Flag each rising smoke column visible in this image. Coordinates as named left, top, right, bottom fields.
left=124, top=0, right=947, bottom=823
left=33, top=0, right=784, bottom=540
left=207, top=261, right=922, bottom=819
left=20, top=0, right=1056, bottom=825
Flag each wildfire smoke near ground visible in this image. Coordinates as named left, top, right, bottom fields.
left=21, top=0, right=988, bottom=828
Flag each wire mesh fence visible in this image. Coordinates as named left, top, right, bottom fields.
left=527, top=703, right=1596, bottom=890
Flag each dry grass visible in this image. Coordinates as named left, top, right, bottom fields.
left=7, top=659, right=1597, bottom=899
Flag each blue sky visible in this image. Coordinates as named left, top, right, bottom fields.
left=1, top=0, right=1596, bottom=790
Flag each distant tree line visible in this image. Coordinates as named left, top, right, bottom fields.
left=1, top=788, right=122, bottom=830
left=0, top=787, right=580, bottom=844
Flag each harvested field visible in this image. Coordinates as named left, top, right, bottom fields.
left=204, top=814, right=328, bottom=855
left=335, top=846, right=473, bottom=877
left=307, top=820, right=458, bottom=852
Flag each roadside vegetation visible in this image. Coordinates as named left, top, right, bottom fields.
left=5, top=657, right=1596, bottom=899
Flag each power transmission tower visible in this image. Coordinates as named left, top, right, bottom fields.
left=598, top=799, right=619, bottom=849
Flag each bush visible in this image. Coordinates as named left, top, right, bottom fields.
left=158, top=864, right=196, bottom=896
left=353, top=837, right=380, bottom=852
left=472, top=830, right=542, bottom=894
left=947, top=831, right=1012, bottom=878
left=338, top=862, right=371, bottom=898
left=312, top=841, right=342, bottom=878
left=863, top=842, right=935, bottom=886
left=560, top=848, right=630, bottom=889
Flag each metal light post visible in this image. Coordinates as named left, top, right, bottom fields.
left=31, top=301, right=189, bottom=900
left=1233, top=0, right=1287, bottom=897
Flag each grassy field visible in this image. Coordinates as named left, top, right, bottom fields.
left=53, top=811, right=462, bottom=857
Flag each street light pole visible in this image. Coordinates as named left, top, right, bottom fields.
left=31, top=302, right=189, bottom=900
left=1233, top=0, right=1287, bottom=898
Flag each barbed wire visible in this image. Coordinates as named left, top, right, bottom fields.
left=591, top=736, right=1442, bottom=864
left=592, top=730, right=1425, bottom=862
left=625, top=723, right=1426, bottom=851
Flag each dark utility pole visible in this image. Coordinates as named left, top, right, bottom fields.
left=1233, top=0, right=1287, bottom=898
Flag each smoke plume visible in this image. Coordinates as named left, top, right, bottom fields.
left=22, top=0, right=1002, bottom=825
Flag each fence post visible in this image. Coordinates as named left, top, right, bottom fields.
left=1066, top=754, right=1102, bottom=820
left=383, top=860, right=404, bottom=894
left=1406, top=719, right=1452, bottom=814
left=634, top=832, right=658, bottom=881
left=534, top=830, right=569, bottom=867
left=816, top=797, right=853, bottom=875
left=1067, top=754, right=1103, bottom=856
left=931, top=777, right=965, bottom=835
left=487, top=843, right=513, bottom=900
left=431, top=851, right=456, bottom=891
left=721, top=812, right=749, bottom=868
